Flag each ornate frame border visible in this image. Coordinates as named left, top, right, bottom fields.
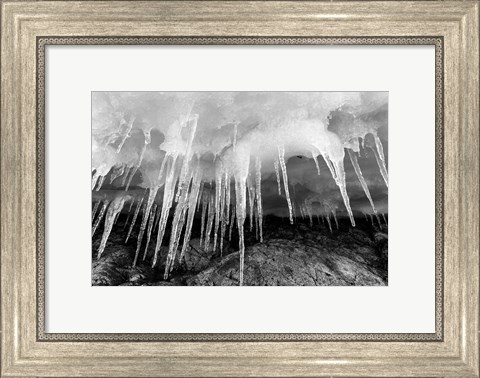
left=35, top=36, right=444, bottom=343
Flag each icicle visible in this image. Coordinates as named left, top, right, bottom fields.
left=110, top=164, right=125, bottom=184
left=322, top=154, right=338, bottom=183
left=220, top=171, right=230, bottom=255
left=254, top=206, right=259, bottom=240
left=312, top=151, right=321, bottom=175
left=382, top=213, right=388, bottom=226
left=92, top=201, right=100, bottom=222
left=164, top=163, right=196, bottom=276
left=278, top=145, right=294, bottom=224
left=95, top=175, right=105, bottom=191
left=255, top=157, right=263, bottom=242
left=92, top=200, right=109, bottom=237
left=331, top=157, right=356, bottom=226
left=152, top=155, right=180, bottom=267
left=153, top=206, right=161, bottom=232
left=133, top=186, right=159, bottom=266
left=196, top=181, right=205, bottom=212
left=121, top=166, right=131, bottom=187
left=228, top=204, right=236, bottom=241
left=274, top=159, right=282, bottom=195
left=225, top=172, right=231, bottom=225
left=204, top=195, right=215, bottom=253
left=165, top=193, right=188, bottom=277
left=347, top=149, right=377, bottom=214
left=127, top=196, right=135, bottom=212
left=247, top=175, right=255, bottom=231
left=125, top=191, right=146, bottom=243
left=235, top=177, right=247, bottom=286
left=326, top=213, right=333, bottom=233
left=371, top=134, right=389, bottom=188
left=213, top=166, right=223, bottom=252
left=332, top=209, right=339, bottom=229
left=306, top=202, right=313, bottom=226
left=180, top=169, right=203, bottom=261
left=116, top=115, right=135, bottom=153
left=199, top=194, right=208, bottom=247
left=175, top=115, right=199, bottom=203
left=125, top=147, right=145, bottom=190
left=97, top=195, right=128, bottom=259
left=126, top=129, right=151, bottom=191
left=123, top=196, right=136, bottom=230
left=92, top=172, right=100, bottom=191
left=113, top=211, right=121, bottom=225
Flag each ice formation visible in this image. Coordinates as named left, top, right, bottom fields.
left=92, top=92, right=388, bottom=286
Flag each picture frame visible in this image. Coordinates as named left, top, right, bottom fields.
left=1, top=1, right=478, bottom=376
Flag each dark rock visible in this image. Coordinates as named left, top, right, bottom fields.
left=187, top=236, right=387, bottom=286
left=93, top=215, right=387, bottom=286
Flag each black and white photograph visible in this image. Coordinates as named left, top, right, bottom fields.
left=91, top=91, right=388, bottom=286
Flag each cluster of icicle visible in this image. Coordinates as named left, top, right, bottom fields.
left=91, top=93, right=388, bottom=286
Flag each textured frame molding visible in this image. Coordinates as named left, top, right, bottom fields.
left=1, top=1, right=479, bottom=377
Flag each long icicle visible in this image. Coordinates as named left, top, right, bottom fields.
left=92, top=201, right=100, bottom=222
left=97, top=196, right=127, bottom=259
left=110, top=164, right=125, bottom=184
left=213, top=165, right=223, bottom=252
left=332, top=158, right=356, bottom=226
left=199, top=194, right=208, bottom=247
left=247, top=175, right=255, bottom=231
left=125, top=190, right=146, bottom=243
left=92, top=171, right=100, bottom=191
left=235, top=178, right=247, bottom=286
left=312, top=151, right=321, bottom=175
left=278, top=145, right=293, bottom=224
left=168, top=165, right=197, bottom=271
left=371, top=135, right=389, bottom=188
left=123, top=196, right=136, bottom=230
left=255, top=157, right=263, bottom=242
left=152, top=155, right=179, bottom=267
left=332, top=209, right=339, bottom=229
left=228, top=203, right=236, bottom=241
left=179, top=168, right=203, bottom=261
left=126, top=129, right=151, bottom=191
left=116, top=115, right=135, bottom=153
left=121, top=166, right=131, bottom=188
left=175, top=115, right=199, bottom=202
left=165, top=171, right=192, bottom=277
left=92, top=200, right=109, bottom=237
left=204, top=194, right=215, bottom=253
left=95, top=175, right=105, bottom=191
left=142, top=203, right=157, bottom=260
left=133, top=186, right=159, bottom=266
left=325, top=212, right=333, bottom=233
left=347, top=149, right=377, bottom=214
left=322, top=153, right=355, bottom=226
left=220, top=170, right=230, bottom=255
left=273, top=159, right=282, bottom=195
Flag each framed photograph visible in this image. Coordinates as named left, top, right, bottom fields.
left=1, top=1, right=478, bottom=377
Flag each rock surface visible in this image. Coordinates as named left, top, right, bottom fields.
left=92, top=216, right=387, bottom=286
